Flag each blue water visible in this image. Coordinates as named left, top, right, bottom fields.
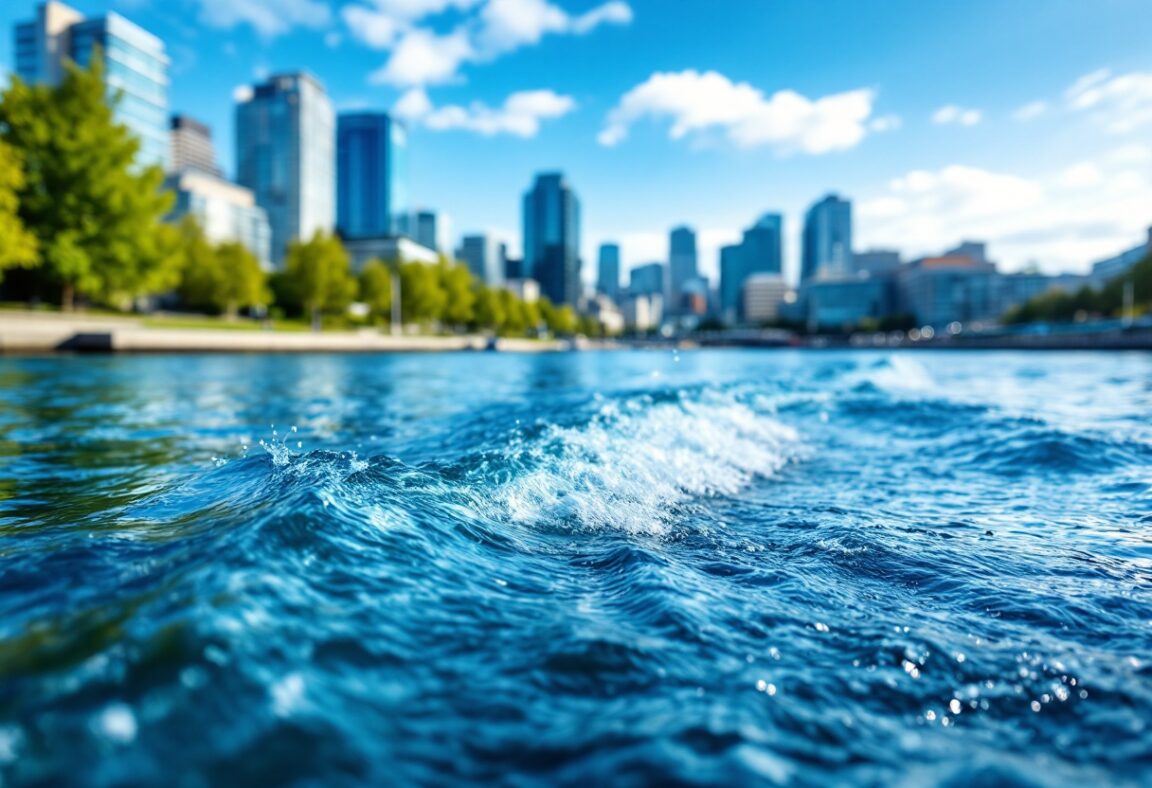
left=1, top=350, right=1151, bottom=786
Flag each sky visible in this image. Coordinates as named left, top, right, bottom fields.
left=2, top=0, right=1151, bottom=285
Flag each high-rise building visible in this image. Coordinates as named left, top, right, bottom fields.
left=668, top=225, right=698, bottom=311
left=14, top=1, right=169, bottom=169
left=336, top=113, right=407, bottom=240
left=719, top=244, right=744, bottom=323
left=411, top=210, right=444, bottom=252
left=165, top=170, right=272, bottom=269
left=629, top=262, right=665, bottom=297
left=801, top=194, right=853, bottom=283
left=458, top=234, right=505, bottom=286
left=742, top=214, right=784, bottom=277
left=854, top=249, right=902, bottom=276
left=597, top=243, right=621, bottom=298
left=235, top=72, right=335, bottom=266
left=169, top=115, right=221, bottom=176
left=523, top=172, right=581, bottom=305
left=743, top=274, right=789, bottom=324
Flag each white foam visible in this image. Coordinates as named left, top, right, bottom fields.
left=496, top=393, right=799, bottom=535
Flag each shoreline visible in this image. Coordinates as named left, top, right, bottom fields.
left=3, top=311, right=1151, bottom=354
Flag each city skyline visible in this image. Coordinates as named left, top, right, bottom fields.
left=1, top=0, right=1151, bottom=283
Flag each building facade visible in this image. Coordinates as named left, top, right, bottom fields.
left=668, top=225, right=698, bottom=312
left=343, top=235, right=437, bottom=272
left=523, top=172, right=581, bottom=306
left=235, top=72, right=335, bottom=267
left=15, top=1, right=169, bottom=169
left=170, top=115, right=220, bottom=175
left=458, top=234, right=505, bottom=286
left=801, top=194, right=853, bottom=283
left=165, top=170, right=272, bottom=269
left=1091, top=227, right=1152, bottom=286
left=743, top=274, right=789, bottom=324
left=336, top=113, right=408, bottom=241
left=597, top=243, right=621, bottom=299
left=854, top=249, right=902, bottom=276
left=629, top=262, right=665, bottom=297
left=719, top=244, right=744, bottom=323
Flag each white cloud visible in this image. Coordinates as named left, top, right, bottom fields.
left=857, top=161, right=1152, bottom=273
left=1058, top=162, right=1103, bottom=189
left=369, top=28, right=473, bottom=86
left=197, top=0, right=330, bottom=37
left=1066, top=68, right=1152, bottom=133
left=325, top=31, right=344, bottom=48
left=931, top=105, right=982, bottom=126
left=476, top=0, right=630, bottom=54
left=869, top=114, right=902, bottom=133
left=395, top=88, right=575, bottom=137
left=1107, top=143, right=1152, bottom=165
left=1013, top=100, right=1047, bottom=121
left=598, top=70, right=876, bottom=155
left=350, top=0, right=632, bottom=85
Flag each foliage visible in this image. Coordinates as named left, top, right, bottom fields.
left=359, top=259, right=393, bottom=323
left=214, top=241, right=269, bottom=316
left=1004, top=253, right=1152, bottom=325
left=0, top=54, right=176, bottom=308
left=399, top=260, right=447, bottom=324
left=174, top=217, right=268, bottom=316
left=283, top=231, right=356, bottom=328
left=439, top=260, right=476, bottom=327
left=0, top=141, right=37, bottom=279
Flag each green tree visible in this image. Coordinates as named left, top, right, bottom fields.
left=399, top=261, right=446, bottom=325
left=359, top=259, right=394, bottom=324
left=0, top=55, right=175, bottom=309
left=0, top=140, right=37, bottom=279
left=497, top=289, right=526, bottom=336
left=473, top=285, right=505, bottom=331
left=174, top=216, right=219, bottom=311
left=540, top=298, right=577, bottom=335
left=283, top=231, right=356, bottom=330
left=214, top=241, right=269, bottom=318
left=439, top=260, right=476, bottom=327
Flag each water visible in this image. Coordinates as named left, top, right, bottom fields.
left=1, top=350, right=1150, bottom=786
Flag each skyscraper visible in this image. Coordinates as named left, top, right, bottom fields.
left=801, top=194, right=853, bottom=283
left=412, top=210, right=444, bottom=252
left=170, top=115, right=221, bottom=176
left=629, top=263, right=665, bottom=297
left=719, top=244, right=744, bottom=322
left=336, top=112, right=407, bottom=240
left=14, top=1, right=169, bottom=169
left=165, top=170, right=272, bottom=269
left=668, top=225, right=698, bottom=311
left=742, top=214, right=784, bottom=277
left=597, top=243, right=621, bottom=299
left=523, top=172, right=581, bottom=306
left=458, top=234, right=505, bottom=286
left=236, top=73, right=335, bottom=266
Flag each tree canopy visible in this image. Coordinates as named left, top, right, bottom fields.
left=0, top=140, right=37, bottom=279
left=284, top=231, right=357, bottom=329
left=0, top=54, right=176, bottom=308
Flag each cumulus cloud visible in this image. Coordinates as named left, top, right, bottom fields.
left=931, top=105, right=982, bottom=126
left=869, top=114, right=902, bottom=133
left=857, top=161, right=1152, bottom=273
left=598, top=70, right=875, bottom=155
left=197, top=0, right=330, bottom=37
left=1065, top=68, right=1152, bottom=133
left=394, top=87, right=575, bottom=137
left=346, top=0, right=632, bottom=85
left=1013, top=100, right=1047, bottom=121
left=369, top=28, right=474, bottom=86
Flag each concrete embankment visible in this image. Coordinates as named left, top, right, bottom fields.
left=0, top=312, right=569, bottom=353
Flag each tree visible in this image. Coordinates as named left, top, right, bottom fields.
left=473, top=286, right=505, bottom=331
left=439, top=260, right=476, bottom=327
left=283, top=231, right=356, bottom=330
left=0, top=54, right=176, bottom=309
left=214, top=241, right=269, bottom=318
left=359, top=259, right=393, bottom=323
left=539, top=298, right=577, bottom=335
left=399, top=261, right=446, bottom=325
left=0, top=140, right=37, bottom=280
left=174, top=216, right=220, bottom=311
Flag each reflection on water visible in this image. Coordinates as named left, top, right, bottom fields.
left=0, top=350, right=1151, bottom=785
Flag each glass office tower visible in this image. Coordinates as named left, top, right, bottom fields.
left=336, top=113, right=408, bottom=240
left=14, top=1, right=169, bottom=169
left=236, top=73, right=335, bottom=267
left=523, top=172, right=581, bottom=306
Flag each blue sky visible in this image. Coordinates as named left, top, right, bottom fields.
left=2, top=0, right=1151, bottom=284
